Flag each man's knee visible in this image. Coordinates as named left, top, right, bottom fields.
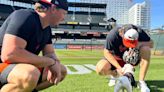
left=10, top=64, right=41, bottom=90
left=96, top=59, right=111, bottom=75
left=140, top=46, right=151, bottom=60
left=140, top=46, right=151, bottom=53
left=21, top=65, right=40, bottom=89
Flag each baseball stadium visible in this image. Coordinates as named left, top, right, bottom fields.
left=0, top=0, right=164, bottom=92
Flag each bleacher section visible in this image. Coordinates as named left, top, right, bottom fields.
left=0, top=4, right=13, bottom=21
left=13, top=6, right=26, bottom=10
left=65, top=12, right=105, bottom=23
left=53, top=2, right=109, bottom=37
left=0, top=1, right=109, bottom=40
left=54, top=39, right=105, bottom=45
left=56, top=22, right=108, bottom=32
left=0, top=3, right=26, bottom=25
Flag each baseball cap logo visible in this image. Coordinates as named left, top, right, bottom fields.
left=128, top=36, right=136, bottom=40
left=47, top=0, right=52, bottom=2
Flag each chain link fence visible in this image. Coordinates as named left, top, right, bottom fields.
left=150, top=34, right=164, bottom=55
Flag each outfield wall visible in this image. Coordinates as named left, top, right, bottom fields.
left=150, top=34, right=164, bottom=50
left=54, top=34, right=164, bottom=50
left=53, top=34, right=164, bottom=55
left=54, top=44, right=104, bottom=50
left=53, top=39, right=105, bottom=50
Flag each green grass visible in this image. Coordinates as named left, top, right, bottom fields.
left=41, top=49, right=164, bottom=92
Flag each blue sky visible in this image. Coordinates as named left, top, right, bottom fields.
left=134, top=0, right=164, bottom=29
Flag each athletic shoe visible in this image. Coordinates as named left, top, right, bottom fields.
left=108, top=76, right=116, bottom=87
left=138, top=81, right=150, bottom=92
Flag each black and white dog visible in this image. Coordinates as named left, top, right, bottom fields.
left=113, top=64, right=137, bottom=92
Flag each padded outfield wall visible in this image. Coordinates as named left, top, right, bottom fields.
left=54, top=44, right=104, bottom=50
left=53, top=34, right=164, bottom=55
left=53, top=39, right=104, bottom=50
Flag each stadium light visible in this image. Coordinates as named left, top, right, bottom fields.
left=87, top=15, right=92, bottom=23
left=71, top=0, right=76, bottom=21
left=71, top=13, right=75, bottom=21
left=87, top=0, right=92, bottom=23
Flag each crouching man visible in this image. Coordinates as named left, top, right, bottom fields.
left=96, top=24, right=153, bottom=92
left=0, top=0, right=68, bottom=92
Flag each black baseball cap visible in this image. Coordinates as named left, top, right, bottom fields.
left=35, top=0, right=68, bottom=11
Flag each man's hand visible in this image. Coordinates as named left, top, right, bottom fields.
left=47, top=60, right=62, bottom=85
left=116, top=68, right=124, bottom=76
left=122, top=48, right=140, bottom=66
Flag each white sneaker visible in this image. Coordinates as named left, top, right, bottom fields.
left=138, top=81, right=150, bottom=92
left=108, top=76, right=116, bottom=87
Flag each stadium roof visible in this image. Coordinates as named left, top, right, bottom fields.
left=10, top=0, right=35, bottom=4
left=68, top=11, right=105, bottom=15
left=68, top=2, right=106, bottom=8
left=10, top=0, right=106, bottom=8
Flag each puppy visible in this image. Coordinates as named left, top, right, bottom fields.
left=114, top=64, right=137, bottom=92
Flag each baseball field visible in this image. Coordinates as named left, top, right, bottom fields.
left=41, top=49, right=164, bottom=92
